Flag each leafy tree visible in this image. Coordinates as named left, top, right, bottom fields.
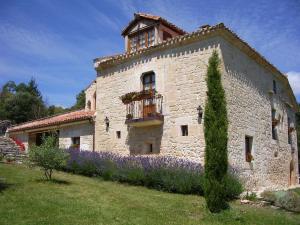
left=0, top=78, right=47, bottom=123
left=204, top=51, right=229, bottom=212
left=47, top=105, right=66, bottom=116
left=29, top=135, right=69, bottom=180
left=71, top=90, right=86, bottom=110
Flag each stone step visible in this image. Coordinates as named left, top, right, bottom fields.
left=0, top=136, right=27, bottom=163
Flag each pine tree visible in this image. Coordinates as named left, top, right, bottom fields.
left=204, top=50, right=229, bottom=212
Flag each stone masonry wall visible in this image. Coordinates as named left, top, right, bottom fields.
left=85, top=80, right=97, bottom=111
left=95, top=37, right=221, bottom=160
left=9, top=133, right=29, bottom=152
left=59, top=122, right=94, bottom=150
left=94, top=35, right=298, bottom=190
left=220, top=38, right=298, bottom=190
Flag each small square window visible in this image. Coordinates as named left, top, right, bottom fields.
left=245, top=136, right=253, bottom=162
left=71, top=137, right=80, bottom=149
left=116, top=131, right=121, bottom=139
left=181, top=125, right=188, bottom=136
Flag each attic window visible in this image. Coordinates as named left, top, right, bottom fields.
left=129, top=28, right=155, bottom=52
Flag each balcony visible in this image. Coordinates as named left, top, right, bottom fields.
left=120, top=90, right=163, bottom=127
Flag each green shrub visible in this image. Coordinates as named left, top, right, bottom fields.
left=118, top=167, right=145, bottom=185
left=100, top=160, right=118, bottom=181
left=29, top=136, right=69, bottom=180
left=262, top=190, right=300, bottom=212
left=79, top=160, right=98, bottom=177
left=204, top=50, right=229, bottom=212
left=244, top=192, right=257, bottom=201
left=223, top=174, right=243, bottom=200
left=145, top=168, right=204, bottom=195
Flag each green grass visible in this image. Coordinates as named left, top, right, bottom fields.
left=0, top=164, right=299, bottom=225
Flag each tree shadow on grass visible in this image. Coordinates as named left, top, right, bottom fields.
left=0, top=179, right=14, bottom=193
left=35, top=178, right=71, bottom=185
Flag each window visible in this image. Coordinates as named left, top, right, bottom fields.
left=142, top=72, right=155, bottom=90
left=273, top=80, right=277, bottom=94
left=147, top=29, right=155, bottom=46
left=87, top=100, right=91, bottom=110
left=116, top=131, right=121, bottom=139
left=149, top=143, right=153, bottom=153
left=130, top=35, right=138, bottom=52
left=288, top=117, right=291, bottom=144
left=163, top=31, right=172, bottom=40
left=71, top=137, right=80, bottom=149
left=272, top=109, right=278, bottom=140
left=245, top=136, right=253, bottom=162
left=93, top=92, right=96, bottom=110
left=139, top=32, right=146, bottom=48
left=181, top=125, right=188, bottom=136
left=129, top=28, right=155, bottom=52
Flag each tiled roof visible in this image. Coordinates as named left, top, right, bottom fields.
left=8, top=110, right=95, bottom=133
left=121, top=12, right=187, bottom=36
left=95, top=23, right=298, bottom=109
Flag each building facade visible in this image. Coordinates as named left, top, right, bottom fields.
left=7, top=13, right=299, bottom=191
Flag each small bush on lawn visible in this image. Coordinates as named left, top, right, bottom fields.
left=63, top=149, right=242, bottom=198
left=261, top=190, right=300, bottom=212
left=29, top=136, right=69, bottom=180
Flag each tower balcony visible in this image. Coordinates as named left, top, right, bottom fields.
left=120, top=90, right=163, bottom=127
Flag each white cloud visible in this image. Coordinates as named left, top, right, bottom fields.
left=0, top=23, right=79, bottom=62
left=286, top=71, right=300, bottom=96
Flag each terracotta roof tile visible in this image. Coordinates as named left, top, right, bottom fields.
left=8, top=110, right=95, bottom=133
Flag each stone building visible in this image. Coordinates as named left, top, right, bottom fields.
left=7, top=13, right=299, bottom=190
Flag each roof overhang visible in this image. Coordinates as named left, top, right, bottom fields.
left=7, top=110, right=96, bottom=133
left=121, top=12, right=186, bottom=36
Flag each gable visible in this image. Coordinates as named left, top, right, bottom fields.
left=127, top=19, right=157, bottom=35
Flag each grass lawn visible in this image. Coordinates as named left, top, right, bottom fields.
left=0, top=164, right=299, bottom=225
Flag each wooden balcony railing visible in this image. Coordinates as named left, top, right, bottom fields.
left=125, top=94, right=163, bottom=124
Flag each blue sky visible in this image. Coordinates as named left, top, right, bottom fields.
left=0, top=0, right=299, bottom=107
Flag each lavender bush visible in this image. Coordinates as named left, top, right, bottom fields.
left=63, top=149, right=242, bottom=197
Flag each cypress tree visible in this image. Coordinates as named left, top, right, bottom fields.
left=204, top=50, right=228, bottom=212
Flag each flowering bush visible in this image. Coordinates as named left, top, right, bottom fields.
left=11, top=137, right=25, bottom=151
left=63, top=149, right=242, bottom=198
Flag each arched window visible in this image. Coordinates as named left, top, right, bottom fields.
left=87, top=100, right=91, bottom=110
left=142, top=72, right=155, bottom=90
